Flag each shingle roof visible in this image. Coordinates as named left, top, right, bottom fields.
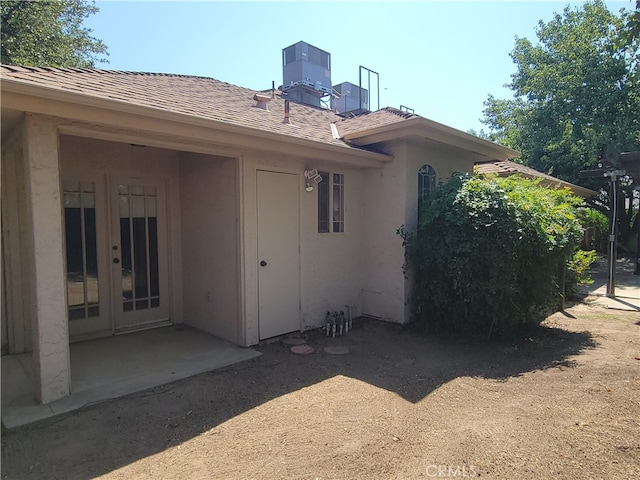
left=335, top=107, right=417, bottom=137
left=475, top=160, right=597, bottom=197
left=475, top=159, right=557, bottom=178
left=0, top=65, right=394, bottom=153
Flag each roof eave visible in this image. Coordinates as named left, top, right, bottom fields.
left=1, top=78, right=392, bottom=167
left=343, top=116, right=520, bottom=160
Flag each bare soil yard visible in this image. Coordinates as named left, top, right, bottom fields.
left=2, top=302, right=639, bottom=479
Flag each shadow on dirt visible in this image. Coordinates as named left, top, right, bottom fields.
left=1, top=317, right=596, bottom=480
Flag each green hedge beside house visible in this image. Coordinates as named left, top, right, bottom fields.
left=399, top=174, right=588, bottom=340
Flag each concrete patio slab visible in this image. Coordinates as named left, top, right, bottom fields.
left=1, top=325, right=260, bottom=429
left=577, top=257, right=640, bottom=311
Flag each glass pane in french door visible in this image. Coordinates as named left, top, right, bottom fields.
left=64, top=181, right=100, bottom=321
left=118, top=184, right=161, bottom=313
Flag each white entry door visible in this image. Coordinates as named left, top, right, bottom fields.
left=257, top=171, right=301, bottom=340
left=110, top=177, right=170, bottom=332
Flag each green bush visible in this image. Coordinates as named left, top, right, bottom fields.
left=576, top=207, right=609, bottom=252
left=399, top=174, right=584, bottom=339
left=565, top=249, right=598, bottom=294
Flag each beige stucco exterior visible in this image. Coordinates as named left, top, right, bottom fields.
left=1, top=77, right=517, bottom=405
left=180, top=153, right=241, bottom=344
left=23, top=115, right=70, bottom=403
left=357, top=137, right=502, bottom=324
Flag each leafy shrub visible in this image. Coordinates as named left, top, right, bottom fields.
left=399, top=174, right=584, bottom=339
left=576, top=207, right=609, bottom=252
left=565, top=249, right=598, bottom=294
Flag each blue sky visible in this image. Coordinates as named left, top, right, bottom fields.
left=86, top=1, right=632, bottom=133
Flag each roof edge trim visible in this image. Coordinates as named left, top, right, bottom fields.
left=1, top=78, right=392, bottom=165
left=342, top=115, right=520, bottom=159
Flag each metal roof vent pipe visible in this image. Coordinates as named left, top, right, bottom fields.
left=253, top=93, right=271, bottom=110
left=283, top=99, right=294, bottom=125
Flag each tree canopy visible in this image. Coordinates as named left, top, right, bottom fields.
left=482, top=0, right=639, bottom=186
left=621, top=0, right=640, bottom=45
left=481, top=0, right=639, bottom=249
left=1, top=0, right=107, bottom=68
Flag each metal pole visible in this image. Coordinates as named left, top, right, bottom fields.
left=636, top=195, right=640, bottom=275
left=368, top=69, right=371, bottom=111
left=606, top=174, right=619, bottom=297
left=558, top=260, right=566, bottom=310
left=376, top=72, right=380, bottom=112
left=359, top=67, right=362, bottom=113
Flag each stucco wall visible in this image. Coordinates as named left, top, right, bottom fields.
left=1, top=245, right=5, bottom=353
left=241, top=151, right=367, bottom=345
left=360, top=142, right=408, bottom=322
left=23, top=114, right=70, bottom=403
left=357, top=139, right=485, bottom=324
left=403, top=140, right=479, bottom=230
left=179, top=153, right=241, bottom=344
left=299, top=159, right=365, bottom=331
left=1, top=123, right=33, bottom=354
left=60, top=135, right=181, bottom=177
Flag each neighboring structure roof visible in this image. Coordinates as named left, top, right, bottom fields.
left=475, top=160, right=597, bottom=198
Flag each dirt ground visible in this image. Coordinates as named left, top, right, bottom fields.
left=2, top=302, right=639, bottom=480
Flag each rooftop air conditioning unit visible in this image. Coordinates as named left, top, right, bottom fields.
left=332, top=82, right=369, bottom=115
left=282, top=41, right=332, bottom=108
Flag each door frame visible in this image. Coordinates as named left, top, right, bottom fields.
left=62, top=172, right=112, bottom=340
left=62, top=172, right=173, bottom=340
left=256, top=169, right=302, bottom=340
left=109, top=175, right=172, bottom=333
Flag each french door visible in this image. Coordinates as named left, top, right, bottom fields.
left=63, top=177, right=111, bottom=338
left=63, top=174, right=170, bottom=339
left=110, top=177, right=170, bottom=332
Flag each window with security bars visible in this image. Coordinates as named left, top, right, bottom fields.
left=318, top=172, right=344, bottom=233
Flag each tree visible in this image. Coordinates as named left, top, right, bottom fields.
left=1, top=0, right=107, bottom=67
left=482, top=0, right=639, bottom=247
left=620, top=0, right=640, bottom=45
left=466, top=128, right=491, bottom=140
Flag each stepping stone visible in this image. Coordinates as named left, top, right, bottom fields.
left=324, top=346, right=349, bottom=355
left=291, top=344, right=315, bottom=355
left=282, top=337, right=306, bottom=346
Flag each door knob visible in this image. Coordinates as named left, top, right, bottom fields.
left=260, top=260, right=267, bottom=267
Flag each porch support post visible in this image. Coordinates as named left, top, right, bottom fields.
left=23, top=114, right=70, bottom=404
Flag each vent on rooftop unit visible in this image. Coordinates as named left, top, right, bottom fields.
left=281, top=41, right=332, bottom=108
